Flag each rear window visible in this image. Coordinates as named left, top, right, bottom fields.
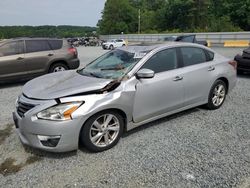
left=48, top=40, right=63, bottom=50
left=180, top=47, right=207, bottom=66
left=206, top=50, right=214, bottom=61
left=178, top=36, right=195, bottom=43
left=25, top=40, right=51, bottom=53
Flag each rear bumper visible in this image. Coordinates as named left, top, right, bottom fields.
left=68, top=58, right=80, bottom=69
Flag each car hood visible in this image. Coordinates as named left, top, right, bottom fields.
left=22, top=70, right=113, bottom=100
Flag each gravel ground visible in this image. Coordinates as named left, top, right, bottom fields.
left=0, top=46, right=249, bottom=188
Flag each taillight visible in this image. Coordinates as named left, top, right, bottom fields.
left=228, top=60, right=237, bottom=70
left=68, top=47, right=77, bottom=57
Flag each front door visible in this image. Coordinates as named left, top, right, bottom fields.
left=133, top=48, right=184, bottom=123
left=0, top=40, right=26, bottom=80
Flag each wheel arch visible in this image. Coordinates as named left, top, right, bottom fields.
left=216, top=77, right=229, bottom=94
left=47, top=60, right=69, bottom=72
left=78, top=108, right=128, bottom=143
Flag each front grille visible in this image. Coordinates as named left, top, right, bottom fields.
left=17, top=101, right=35, bottom=118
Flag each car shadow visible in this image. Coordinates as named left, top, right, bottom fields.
left=0, top=81, right=27, bottom=89
left=22, top=144, right=78, bottom=159
left=24, top=107, right=203, bottom=157
left=123, top=107, right=201, bottom=137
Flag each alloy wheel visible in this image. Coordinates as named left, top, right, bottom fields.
left=53, top=66, right=66, bottom=72
left=212, top=84, right=226, bottom=107
left=89, top=114, right=120, bottom=147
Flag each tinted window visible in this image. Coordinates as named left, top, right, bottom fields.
left=48, top=40, right=63, bottom=50
left=141, top=48, right=178, bottom=73
left=164, top=36, right=177, bottom=41
left=0, top=41, right=24, bottom=57
left=178, top=36, right=195, bottom=43
left=206, top=50, right=214, bottom=61
left=116, top=39, right=123, bottom=42
left=181, top=47, right=206, bottom=66
left=25, top=40, right=51, bottom=53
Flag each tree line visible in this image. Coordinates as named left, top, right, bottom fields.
left=98, top=0, right=250, bottom=34
left=0, top=25, right=97, bottom=39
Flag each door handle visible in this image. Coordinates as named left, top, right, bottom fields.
left=16, top=57, right=24, bottom=60
left=208, top=66, right=215, bottom=71
left=48, top=53, right=54, bottom=56
left=173, top=76, right=183, bottom=81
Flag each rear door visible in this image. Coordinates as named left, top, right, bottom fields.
left=24, top=40, right=54, bottom=75
left=133, top=48, right=184, bottom=123
left=0, top=40, right=26, bottom=80
left=178, top=47, right=216, bottom=106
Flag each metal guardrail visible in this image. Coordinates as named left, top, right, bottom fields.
left=100, top=32, right=250, bottom=45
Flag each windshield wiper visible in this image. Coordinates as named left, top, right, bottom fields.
left=101, top=65, right=125, bottom=71
left=77, top=70, right=102, bottom=78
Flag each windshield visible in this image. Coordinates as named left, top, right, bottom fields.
left=78, top=49, right=146, bottom=79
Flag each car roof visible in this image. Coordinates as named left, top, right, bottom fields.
left=0, top=38, right=64, bottom=46
left=2, top=38, right=62, bottom=42
left=118, top=42, right=208, bottom=53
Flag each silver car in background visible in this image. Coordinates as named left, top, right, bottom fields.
left=13, top=42, right=237, bottom=152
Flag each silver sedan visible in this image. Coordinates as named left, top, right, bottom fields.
left=13, top=42, right=237, bottom=152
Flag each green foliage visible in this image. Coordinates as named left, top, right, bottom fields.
left=98, top=0, right=137, bottom=34
left=99, top=0, right=247, bottom=34
left=207, top=16, right=242, bottom=32
left=223, top=0, right=250, bottom=31
left=0, top=26, right=97, bottom=39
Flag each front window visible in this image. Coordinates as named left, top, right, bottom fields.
left=78, top=49, right=146, bottom=79
left=141, top=48, right=178, bottom=73
left=0, top=41, right=24, bottom=57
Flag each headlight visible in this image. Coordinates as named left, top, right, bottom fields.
left=37, top=102, right=82, bottom=121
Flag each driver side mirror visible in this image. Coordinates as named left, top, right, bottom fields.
left=136, top=69, right=155, bottom=79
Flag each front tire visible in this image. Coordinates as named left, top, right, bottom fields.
left=80, top=111, right=124, bottom=152
left=207, top=80, right=227, bottom=110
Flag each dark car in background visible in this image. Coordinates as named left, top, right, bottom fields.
left=0, top=38, right=79, bottom=83
left=162, top=35, right=208, bottom=46
left=234, top=47, right=250, bottom=74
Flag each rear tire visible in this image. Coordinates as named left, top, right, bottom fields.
left=49, top=63, right=68, bottom=73
left=80, top=111, right=124, bottom=152
left=206, top=80, right=227, bottom=110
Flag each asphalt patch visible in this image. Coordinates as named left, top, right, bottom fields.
left=0, top=156, right=42, bottom=176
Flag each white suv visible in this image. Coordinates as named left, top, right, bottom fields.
left=102, top=39, right=126, bottom=50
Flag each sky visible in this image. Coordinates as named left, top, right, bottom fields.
left=0, top=0, right=106, bottom=27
